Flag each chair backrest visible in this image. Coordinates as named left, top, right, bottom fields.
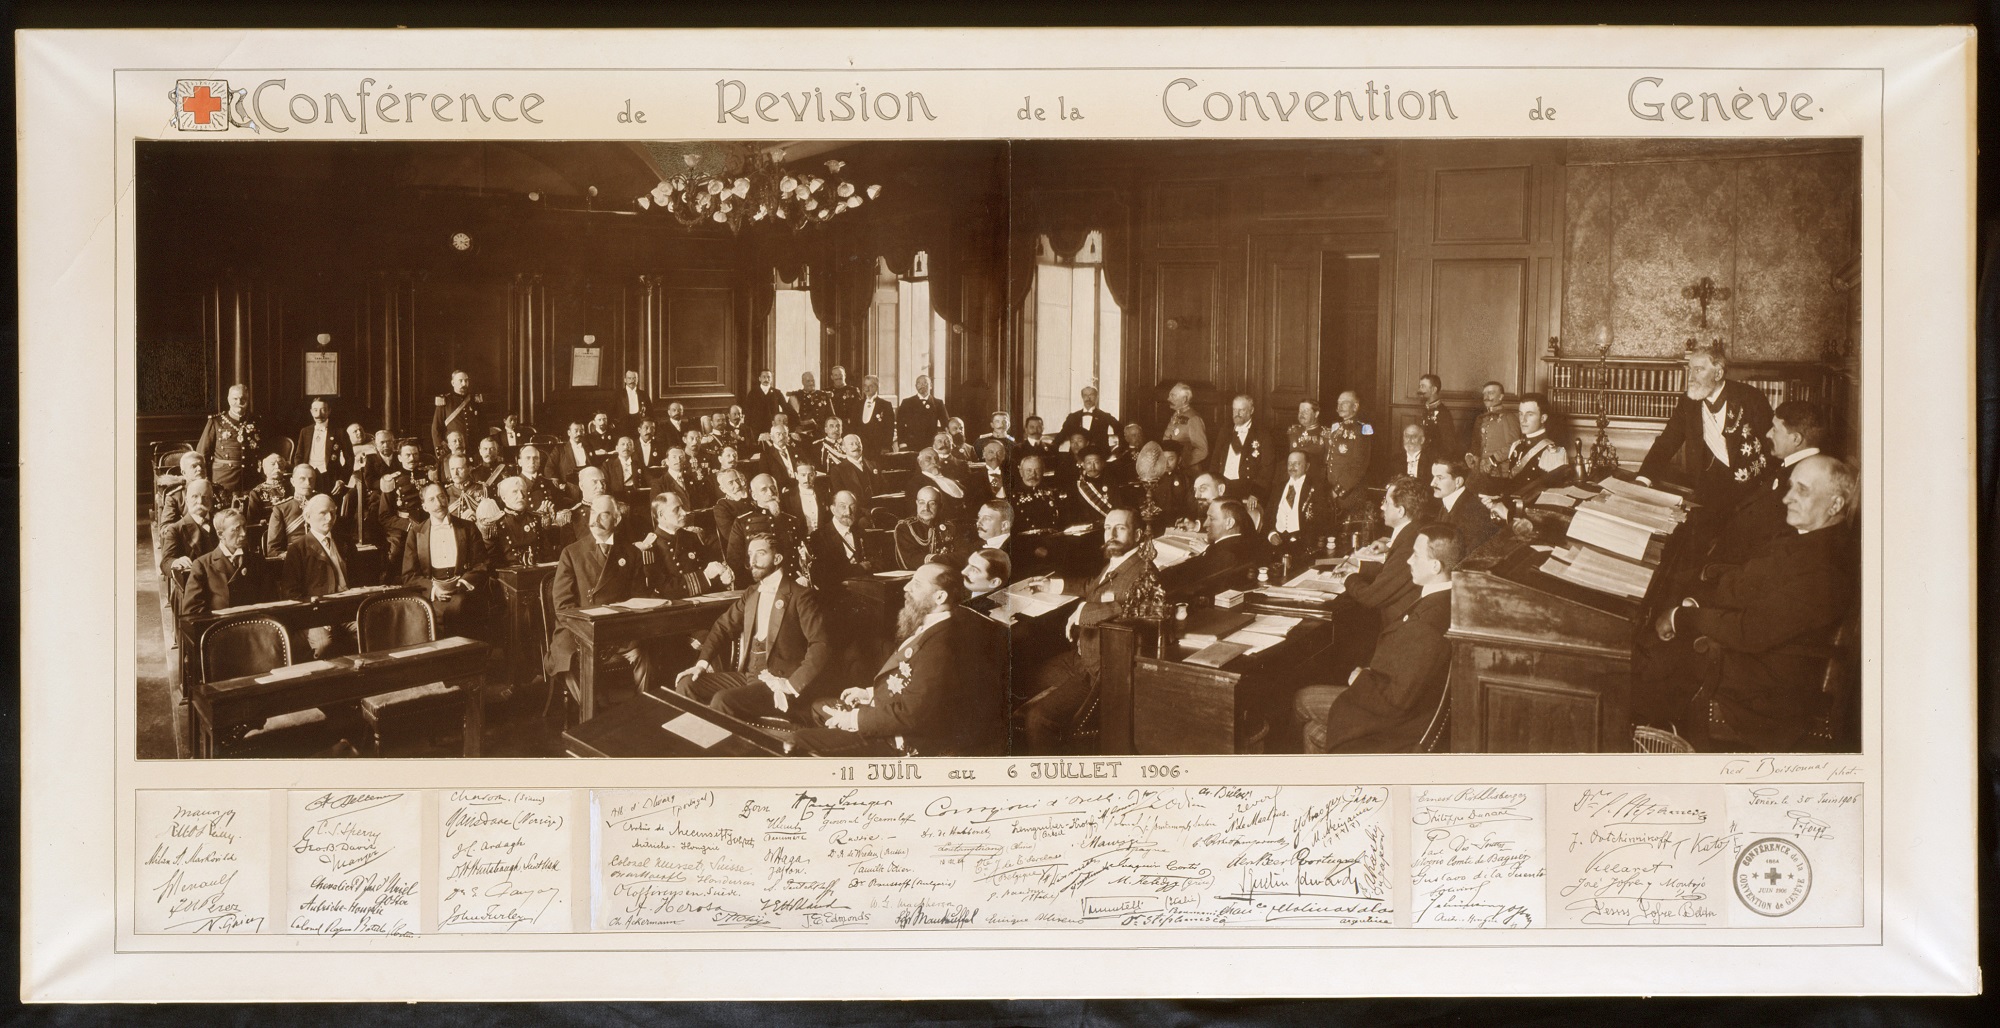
left=530, top=433, right=562, bottom=453
left=201, top=616, right=293, bottom=681
left=1633, top=724, right=1696, bottom=753
left=356, top=593, right=437, bottom=650
left=271, top=436, right=296, bottom=467
left=1416, top=684, right=1453, bottom=753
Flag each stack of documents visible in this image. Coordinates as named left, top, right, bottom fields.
left=1148, top=530, right=1208, bottom=569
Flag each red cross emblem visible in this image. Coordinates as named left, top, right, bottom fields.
left=171, top=79, right=232, bottom=132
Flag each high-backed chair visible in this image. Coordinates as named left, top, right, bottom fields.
left=199, top=615, right=348, bottom=757
left=355, top=592, right=467, bottom=755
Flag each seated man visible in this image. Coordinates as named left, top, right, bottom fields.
left=974, top=410, right=1016, bottom=463
left=782, top=459, right=830, bottom=537
left=638, top=492, right=735, bottom=599
left=1018, top=509, right=1166, bottom=754
left=482, top=476, right=557, bottom=568
left=894, top=486, right=970, bottom=571
left=1017, top=414, right=1056, bottom=463
left=1632, top=454, right=1859, bottom=752
left=1341, top=474, right=1434, bottom=621
left=808, top=490, right=877, bottom=583
left=441, top=454, right=488, bottom=524
left=1064, top=449, right=1118, bottom=527
left=816, top=416, right=847, bottom=471
left=512, top=444, right=570, bottom=512
left=245, top=452, right=291, bottom=519
left=157, top=449, right=209, bottom=528
left=566, top=467, right=639, bottom=547
left=600, top=435, right=649, bottom=498
left=967, top=440, right=1012, bottom=506
left=180, top=508, right=278, bottom=617
left=1164, top=498, right=1264, bottom=594
left=826, top=433, right=877, bottom=502
left=973, top=500, right=1013, bottom=554
left=659, top=446, right=712, bottom=510
left=282, top=494, right=361, bottom=657
left=160, top=478, right=219, bottom=579
left=263, top=464, right=319, bottom=559
left=472, top=435, right=509, bottom=492
left=798, top=562, right=1007, bottom=757
left=1265, top=449, right=1327, bottom=557
left=708, top=468, right=755, bottom=562
left=963, top=547, right=1011, bottom=614
left=1296, top=523, right=1461, bottom=754
left=905, top=447, right=968, bottom=520
left=401, top=482, right=492, bottom=635
left=1012, top=454, right=1065, bottom=536
left=546, top=494, right=657, bottom=710
left=1431, top=456, right=1500, bottom=555
left=729, top=473, right=806, bottom=576
left=551, top=421, right=595, bottom=485
left=680, top=533, right=830, bottom=719
left=1478, top=392, right=1572, bottom=517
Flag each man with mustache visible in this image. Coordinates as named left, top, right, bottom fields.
left=685, top=533, right=830, bottom=721
left=795, top=562, right=1007, bottom=757
left=826, top=433, right=877, bottom=502
left=180, top=508, right=277, bottom=618
left=895, top=486, right=970, bottom=571
left=808, top=490, right=877, bottom=582
left=729, top=472, right=806, bottom=577
left=1018, top=509, right=1166, bottom=754
left=263, top=464, right=320, bottom=559
left=401, top=482, right=492, bottom=635
left=1638, top=339, right=1774, bottom=510
left=546, top=494, right=657, bottom=712
left=638, top=491, right=734, bottom=600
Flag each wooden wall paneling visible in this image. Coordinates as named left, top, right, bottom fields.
left=1153, top=261, right=1223, bottom=398
left=1249, top=236, right=1321, bottom=417
left=1429, top=258, right=1528, bottom=395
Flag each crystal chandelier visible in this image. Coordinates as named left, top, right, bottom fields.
left=638, top=148, right=881, bottom=233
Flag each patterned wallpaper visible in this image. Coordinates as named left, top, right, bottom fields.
left=1561, top=146, right=1859, bottom=362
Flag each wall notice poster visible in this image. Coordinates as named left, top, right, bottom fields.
left=14, top=25, right=1978, bottom=1002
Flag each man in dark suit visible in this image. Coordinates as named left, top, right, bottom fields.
left=400, top=483, right=492, bottom=635
left=432, top=370, right=481, bottom=456
left=1431, top=456, right=1500, bottom=555
left=896, top=375, right=949, bottom=453
left=495, top=412, right=536, bottom=460
left=1706, top=399, right=1827, bottom=568
left=965, top=440, right=1013, bottom=508
left=179, top=509, right=278, bottom=617
left=295, top=398, right=351, bottom=500
left=1638, top=340, right=1775, bottom=510
left=550, top=422, right=595, bottom=487
left=1341, top=475, right=1433, bottom=621
left=683, top=533, right=830, bottom=719
left=615, top=369, right=651, bottom=436
left=797, top=563, right=1007, bottom=757
left=854, top=374, right=897, bottom=457
left=160, top=478, right=219, bottom=578
left=632, top=419, right=669, bottom=472
left=583, top=412, right=618, bottom=462
left=1387, top=422, right=1437, bottom=485
left=1017, top=415, right=1057, bottom=465
left=709, top=469, right=755, bottom=566
left=546, top=494, right=658, bottom=708
left=1059, top=385, right=1122, bottom=456
left=962, top=547, right=1010, bottom=613
left=1216, top=394, right=1274, bottom=500
left=759, top=422, right=803, bottom=485
left=781, top=460, right=831, bottom=538
left=1163, top=498, right=1263, bottom=594
left=1634, top=454, right=1858, bottom=752
left=658, top=447, right=711, bottom=511
left=904, top=447, right=969, bottom=523
left=1314, top=523, right=1461, bottom=753
left=599, top=436, right=650, bottom=499
left=282, top=494, right=361, bottom=656
left=826, top=434, right=877, bottom=502
left=808, top=490, right=878, bottom=583
left=745, top=369, right=794, bottom=441
left=1019, top=509, right=1165, bottom=753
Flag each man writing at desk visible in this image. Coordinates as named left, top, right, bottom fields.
left=682, top=533, right=830, bottom=723
left=799, top=562, right=1007, bottom=757
left=1304, top=523, right=1461, bottom=753
left=1018, top=508, right=1165, bottom=754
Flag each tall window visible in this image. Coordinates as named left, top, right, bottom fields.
left=771, top=270, right=822, bottom=394
left=866, top=253, right=948, bottom=404
left=1028, top=231, right=1120, bottom=424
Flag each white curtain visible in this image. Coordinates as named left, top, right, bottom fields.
left=1030, top=231, right=1120, bottom=425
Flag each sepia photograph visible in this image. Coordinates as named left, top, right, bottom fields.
left=136, top=135, right=1863, bottom=761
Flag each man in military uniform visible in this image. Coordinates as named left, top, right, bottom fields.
left=1286, top=400, right=1333, bottom=465
left=196, top=382, right=263, bottom=499
left=1323, top=390, right=1375, bottom=513
left=1470, top=380, right=1525, bottom=476
left=432, top=369, right=481, bottom=455
left=442, top=454, right=490, bottom=523
left=1415, top=373, right=1459, bottom=457
left=1012, top=453, right=1066, bottom=536
left=897, top=375, right=949, bottom=453
left=263, top=464, right=319, bottom=559
left=482, top=476, right=556, bottom=568
left=792, top=371, right=836, bottom=445
left=827, top=365, right=863, bottom=428
left=375, top=441, right=429, bottom=571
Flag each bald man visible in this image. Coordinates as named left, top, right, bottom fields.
left=283, top=493, right=362, bottom=656
left=159, top=478, right=219, bottom=578
left=1634, top=454, right=1861, bottom=751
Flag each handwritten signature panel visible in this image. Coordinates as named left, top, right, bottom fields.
left=1408, top=786, right=1547, bottom=928
left=286, top=791, right=422, bottom=938
left=437, top=790, right=575, bottom=933
left=590, top=785, right=1394, bottom=931
left=135, top=791, right=272, bottom=934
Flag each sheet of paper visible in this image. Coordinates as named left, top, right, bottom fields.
left=616, top=597, right=669, bottom=610
left=285, top=791, right=422, bottom=938
left=661, top=712, right=734, bottom=748
left=134, top=791, right=271, bottom=935
left=1408, top=786, right=1547, bottom=929
left=436, top=790, right=574, bottom=933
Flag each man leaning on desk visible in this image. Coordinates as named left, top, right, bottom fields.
left=546, top=494, right=659, bottom=710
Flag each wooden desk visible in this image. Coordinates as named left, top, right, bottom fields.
left=178, top=584, right=416, bottom=699
left=1098, top=615, right=1334, bottom=755
left=192, top=636, right=492, bottom=758
left=1445, top=534, right=1637, bottom=753
left=556, top=592, right=739, bottom=721
left=495, top=563, right=559, bottom=695
left=562, top=688, right=813, bottom=758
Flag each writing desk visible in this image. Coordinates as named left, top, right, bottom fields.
left=556, top=592, right=740, bottom=721
left=179, top=584, right=417, bottom=699
left=495, top=562, right=559, bottom=695
left=562, top=687, right=815, bottom=758
left=1098, top=613, right=1334, bottom=755
left=192, top=636, right=491, bottom=758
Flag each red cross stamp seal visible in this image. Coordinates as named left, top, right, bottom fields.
left=170, top=79, right=231, bottom=131
left=1733, top=837, right=1812, bottom=917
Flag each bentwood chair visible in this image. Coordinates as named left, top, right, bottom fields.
left=355, top=592, right=466, bottom=755
left=198, top=615, right=350, bottom=758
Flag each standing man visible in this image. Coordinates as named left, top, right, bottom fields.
left=1470, top=381, right=1525, bottom=474
left=546, top=494, right=657, bottom=710
left=1323, top=390, right=1375, bottom=512
left=433, top=370, right=481, bottom=456
left=827, top=365, right=863, bottom=428
left=1217, top=394, right=1272, bottom=499
left=746, top=369, right=794, bottom=441
left=855, top=374, right=897, bottom=456
left=617, top=369, right=650, bottom=436
left=1415, top=373, right=1459, bottom=459
left=1638, top=340, right=1774, bottom=510
left=792, top=371, right=835, bottom=444
left=1019, top=509, right=1166, bottom=753
left=682, top=533, right=830, bottom=717
left=896, top=375, right=949, bottom=453
left=1059, top=384, right=1122, bottom=455
left=196, top=382, right=263, bottom=500
left=295, top=397, right=351, bottom=500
